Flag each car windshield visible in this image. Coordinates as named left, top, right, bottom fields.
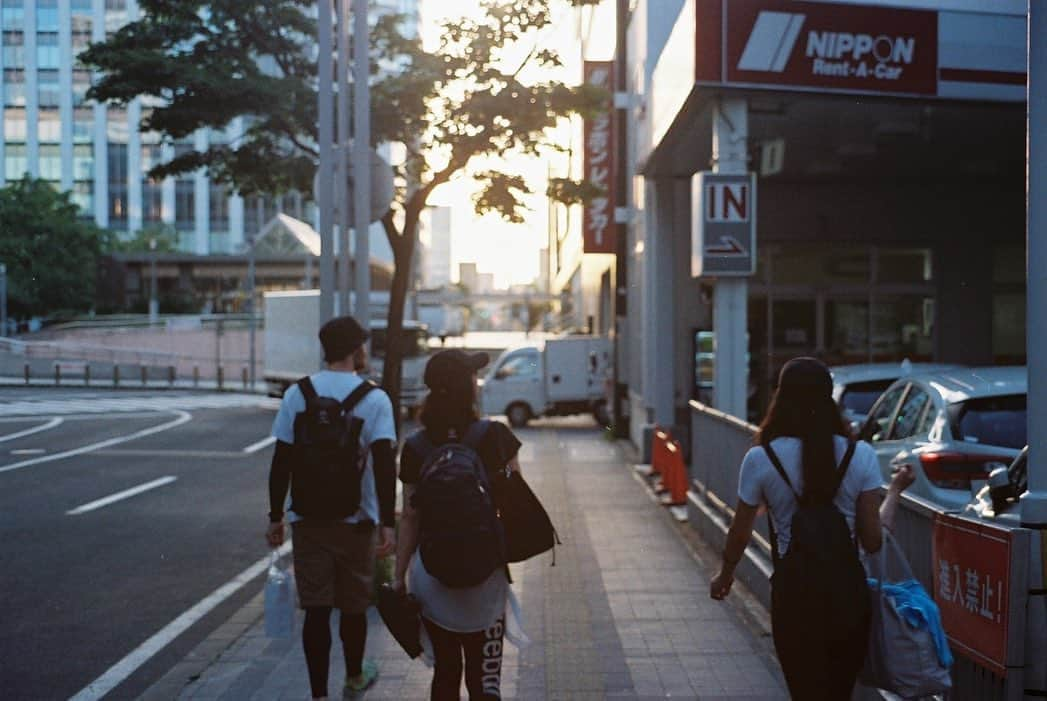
left=949, top=394, right=1027, bottom=450
left=839, top=379, right=895, bottom=415
left=369, top=328, right=430, bottom=359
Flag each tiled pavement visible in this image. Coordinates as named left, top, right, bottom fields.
left=143, top=419, right=787, bottom=700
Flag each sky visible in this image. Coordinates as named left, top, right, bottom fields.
left=417, top=0, right=612, bottom=289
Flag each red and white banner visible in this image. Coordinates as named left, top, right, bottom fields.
left=583, top=61, right=616, bottom=255
left=932, top=514, right=1013, bottom=674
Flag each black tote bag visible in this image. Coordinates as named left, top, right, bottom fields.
left=497, top=471, right=559, bottom=563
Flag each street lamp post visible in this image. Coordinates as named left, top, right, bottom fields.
left=353, top=0, right=371, bottom=328
left=149, top=237, right=158, bottom=323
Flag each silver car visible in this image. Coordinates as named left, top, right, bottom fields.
left=859, top=366, right=1027, bottom=510
left=831, top=361, right=960, bottom=428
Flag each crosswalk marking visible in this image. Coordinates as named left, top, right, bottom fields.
left=0, top=393, right=279, bottom=417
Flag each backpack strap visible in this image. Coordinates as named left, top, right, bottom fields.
left=833, top=440, right=858, bottom=494
left=461, top=420, right=490, bottom=451
left=763, top=442, right=800, bottom=499
left=296, top=376, right=318, bottom=404
left=341, top=379, right=379, bottom=412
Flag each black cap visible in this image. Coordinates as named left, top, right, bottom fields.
left=777, top=357, right=833, bottom=397
left=319, top=315, right=370, bottom=363
left=424, top=349, right=489, bottom=390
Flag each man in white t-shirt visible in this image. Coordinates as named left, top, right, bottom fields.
left=266, top=315, right=397, bottom=700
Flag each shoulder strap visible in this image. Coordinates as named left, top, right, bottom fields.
left=297, top=376, right=318, bottom=403
left=763, top=442, right=800, bottom=499
left=461, top=420, right=490, bottom=451
left=341, top=379, right=378, bottom=412
left=832, top=440, right=858, bottom=494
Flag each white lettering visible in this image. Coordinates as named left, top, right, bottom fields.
left=835, top=33, right=854, bottom=58
left=806, top=31, right=831, bottom=59
left=853, top=34, right=873, bottom=60
left=806, top=30, right=917, bottom=65
left=893, top=37, right=915, bottom=64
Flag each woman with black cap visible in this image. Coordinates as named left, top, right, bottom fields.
left=709, top=357, right=915, bottom=699
left=394, top=349, right=524, bottom=701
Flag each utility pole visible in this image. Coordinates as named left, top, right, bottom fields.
left=317, top=0, right=336, bottom=324
left=337, top=0, right=352, bottom=317
left=1023, top=0, right=1047, bottom=526
left=352, top=0, right=371, bottom=328
left=612, top=0, right=630, bottom=437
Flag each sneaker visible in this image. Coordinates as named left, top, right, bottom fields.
left=343, top=660, right=378, bottom=697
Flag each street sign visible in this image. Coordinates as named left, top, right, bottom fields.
left=691, top=172, right=757, bottom=277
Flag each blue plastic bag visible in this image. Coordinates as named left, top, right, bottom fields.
left=264, top=550, right=296, bottom=639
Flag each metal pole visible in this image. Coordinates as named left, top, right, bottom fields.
left=353, top=0, right=371, bottom=328
left=149, top=238, right=158, bottom=323
left=337, top=0, right=352, bottom=317
left=0, top=263, right=7, bottom=337
left=317, top=0, right=336, bottom=324
left=247, top=233, right=256, bottom=391
left=710, top=98, right=749, bottom=420
left=1023, top=0, right=1047, bottom=527
left=612, top=0, right=629, bottom=437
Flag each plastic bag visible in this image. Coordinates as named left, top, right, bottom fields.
left=861, top=530, right=952, bottom=698
left=264, top=550, right=296, bottom=639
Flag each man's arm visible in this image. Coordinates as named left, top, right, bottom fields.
left=266, top=440, right=294, bottom=546
left=371, top=439, right=397, bottom=529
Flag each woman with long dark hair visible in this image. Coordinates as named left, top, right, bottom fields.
left=394, top=349, right=524, bottom=701
left=709, top=357, right=914, bottom=699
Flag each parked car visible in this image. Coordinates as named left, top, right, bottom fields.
left=830, top=361, right=960, bottom=428
left=964, top=446, right=1027, bottom=526
left=859, top=366, right=1027, bottom=510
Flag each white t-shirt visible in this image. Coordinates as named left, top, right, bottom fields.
left=737, top=436, right=882, bottom=555
left=271, top=370, right=397, bottom=525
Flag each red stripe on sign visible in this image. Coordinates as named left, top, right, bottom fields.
left=939, top=68, right=1027, bottom=85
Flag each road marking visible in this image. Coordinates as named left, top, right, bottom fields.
left=69, top=541, right=293, bottom=701
left=67, top=476, right=178, bottom=515
left=11, top=448, right=45, bottom=455
left=94, top=449, right=245, bottom=459
left=242, top=435, right=276, bottom=454
left=0, top=410, right=192, bottom=475
left=0, top=417, right=63, bottom=442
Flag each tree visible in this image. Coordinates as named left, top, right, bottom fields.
left=82, top=0, right=604, bottom=413
left=0, top=176, right=110, bottom=319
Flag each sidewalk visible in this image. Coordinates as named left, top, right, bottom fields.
left=144, top=419, right=787, bottom=700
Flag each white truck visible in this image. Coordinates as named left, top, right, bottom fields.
left=479, top=336, right=611, bottom=427
left=263, top=290, right=431, bottom=410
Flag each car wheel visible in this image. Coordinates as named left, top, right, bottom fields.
left=506, top=403, right=532, bottom=428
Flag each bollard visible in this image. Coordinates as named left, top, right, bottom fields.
left=55, top=364, right=60, bottom=386
left=217, top=366, right=224, bottom=390
left=84, top=365, right=90, bottom=386
left=114, top=364, right=120, bottom=387
left=23, top=363, right=29, bottom=385
left=141, top=364, right=147, bottom=387
left=168, top=365, right=176, bottom=386
left=193, top=365, right=199, bottom=387
left=661, top=440, right=688, bottom=507
left=242, top=367, right=248, bottom=390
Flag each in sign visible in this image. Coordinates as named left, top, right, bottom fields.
left=705, top=182, right=750, bottom=223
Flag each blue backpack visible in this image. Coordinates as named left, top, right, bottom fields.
left=408, top=421, right=506, bottom=589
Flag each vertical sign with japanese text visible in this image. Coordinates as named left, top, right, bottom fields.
left=583, top=61, right=616, bottom=255
left=932, top=514, right=1012, bottom=675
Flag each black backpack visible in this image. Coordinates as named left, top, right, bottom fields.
left=765, top=441, right=871, bottom=643
left=290, top=377, right=378, bottom=520
left=408, top=421, right=506, bottom=589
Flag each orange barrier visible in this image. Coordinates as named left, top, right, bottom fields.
left=660, top=439, right=688, bottom=507
left=651, top=427, right=672, bottom=479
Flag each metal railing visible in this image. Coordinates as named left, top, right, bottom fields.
left=686, top=400, right=1042, bottom=700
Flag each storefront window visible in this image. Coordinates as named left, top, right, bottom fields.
left=878, top=248, right=932, bottom=284
left=871, top=296, right=934, bottom=359
left=825, top=300, right=869, bottom=364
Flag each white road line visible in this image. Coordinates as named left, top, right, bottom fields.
left=242, top=435, right=276, bottom=454
left=66, top=476, right=178, bottom=515
left=11, top=449, right=45, bottom=455
left=0, top=417, right=63, bottom=442
left=69, top=541, right=293, bottom=701
left=0, top=410, right=192, bottom=475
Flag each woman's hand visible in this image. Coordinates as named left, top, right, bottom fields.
left=710, top=570, right=734, bottom=600
left=889, top=464, right=916, bottom=493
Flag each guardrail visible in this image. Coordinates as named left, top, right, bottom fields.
left=686, top=400, right=1046, bottom=700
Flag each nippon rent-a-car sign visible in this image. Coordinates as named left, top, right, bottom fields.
left=698, top=0, right=939, bottom=96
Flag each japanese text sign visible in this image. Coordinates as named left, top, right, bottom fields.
left=932, top=514, right=1012, bottom=674
left=583, top=61, right=616, bottom=255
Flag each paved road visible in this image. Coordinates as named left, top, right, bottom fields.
left=0, top=389, right=281, bottom=700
